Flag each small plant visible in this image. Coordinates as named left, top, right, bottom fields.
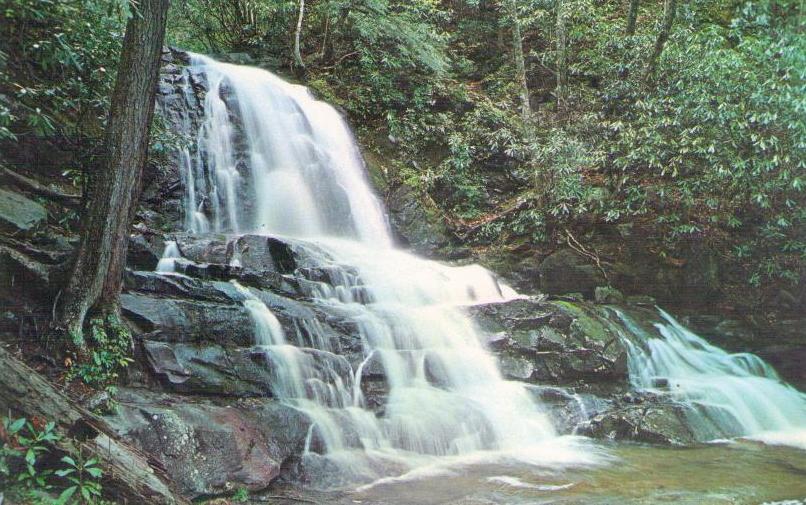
left=1, top=417, right=60, bottom=492
left=66, top=314, right=133, bottom=412
left=232, top=487, right=249, bottom=502
left=1, top=416, right=108, bottom=504
left=54, top=450, right=104, bottom=505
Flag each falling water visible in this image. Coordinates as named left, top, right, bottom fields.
left=155, top=240, right=181, bottom=273
left=172, top=54, right=598, bottom=487
left=615, top=308, right=806, bottom=449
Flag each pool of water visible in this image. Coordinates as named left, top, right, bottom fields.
left=273, top=440, right=806, bottom=505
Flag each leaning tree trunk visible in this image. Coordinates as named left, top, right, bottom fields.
left=0, top=347, right=188, bottom=504
left=505, top=0, right=530, bottom=122
left=55, top=0, right=170, bottom=347
left=626, top=0, right=640, bottom=35
left=556, top=0, right=568, bottom=113
left=294, top=0, right=306, bottom=71
left=645, top=0, right=677, bottom=81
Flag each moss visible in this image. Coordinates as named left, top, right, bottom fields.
left=550, top=300, right=613, bottom=345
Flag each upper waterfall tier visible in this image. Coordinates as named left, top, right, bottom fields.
left=175, top=53, right=391, bottom=246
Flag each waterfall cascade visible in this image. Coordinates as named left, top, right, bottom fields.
left=160, top=53, right=805, bottom=490
left=166, top=54, right=596, bottom=487
left=615, top=308, right=806, bottom=449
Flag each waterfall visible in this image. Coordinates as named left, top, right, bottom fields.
left=171, top=54, right=597, bottom=487
left=156, top=240, right=181, bottom=273
left=615, top=308, right=806, bottom=449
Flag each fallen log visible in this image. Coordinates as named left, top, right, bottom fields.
left=0, top=346, right=188, bottom=504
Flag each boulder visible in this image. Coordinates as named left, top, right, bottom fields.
left=469, top=298, right=629, bottom=386
left=121, top=293, right=255, bottom=346
left=127, top=232, right=165, bottom=271
left=385, top=183, right=454, bottom=257
left=141, top=340, right=274, bottom=397
left=107, top=389, right=310, bottom=498
left=537, top=249, right=606, bottom=298
left=579, top=394, right=697, bottom=445
left=0, top=188, right=47, bottom=233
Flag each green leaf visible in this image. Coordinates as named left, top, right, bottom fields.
left=60, top=455, right=77, bottom=467
left=9, top=418, right=26, bottom=433
left=55, top=485, right=78, bottom=505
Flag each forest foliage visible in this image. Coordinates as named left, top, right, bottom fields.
left=1, top=0, right=803, bottom=307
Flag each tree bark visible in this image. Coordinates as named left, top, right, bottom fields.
left=505, top=0, right=530, bottom=122
left=294, top=0, right=306, bottom=71
left=55, top=0, right=170, bottom=347
left=556, top=0, right=568, bottom=113
left=645, top=0, right=677, bottom=81
left=626, top=0, right=640, bottom=35
left=0, top=347, right=188, bottom=504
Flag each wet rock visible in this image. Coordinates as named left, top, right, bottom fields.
left=121, top=293, right=255, bottom=346
left=384, top=183, right=454, bottom=257
left=595, top=286, right=625, bottom=304
left=0, top=188, right=47, bottom=233
left=527, top=385, right=613, bottom=435
left=470, top=298, right=629, bottom=386
left=107, top=389, right=310, bottom=498
left=537, top=249, right=607, bottom=299
left=579, top=396, right=697, bottom=445
left=141, top=340, right=274, bottom=397
left=127, top=232, right=165, bottom=271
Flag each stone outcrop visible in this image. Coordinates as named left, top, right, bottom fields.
left=0, top=188, right=47, bottom=233
left=107, top=388, right=310, bottom=498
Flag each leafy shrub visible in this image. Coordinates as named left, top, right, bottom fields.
left=0, top=416, right=106, bottom=504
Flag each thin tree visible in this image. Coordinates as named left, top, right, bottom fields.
left=504, top=0, right=530, bottom=121
left=645, top=0, right=677, bottom=81
left=55, top=0, right=170, bottom=348
left=556, top=0, right=568, bottom=113
left=294, top=0, right=306, bottom=71
left=626, top=0, right=640, bottom=35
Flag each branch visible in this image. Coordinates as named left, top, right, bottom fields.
left=564, top=228, right=610, bottom=282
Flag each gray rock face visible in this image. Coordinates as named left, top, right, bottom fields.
left=142, top=340, right=274, bottom=397
left=0, top=188, right=47, bottom=233
left=537, top=249, right=607, bottom=299
left=578, top=393, right=697, bottom=445
left=107, top=388, right=310, bottom=498
left=469, top=298, right=629, bottom=386
left=385, top=183, right=455, bottom=257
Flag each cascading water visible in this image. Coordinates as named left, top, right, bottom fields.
left=615, top=308, right=806, bottom=449
left=170, top=54, right=598, bottom=487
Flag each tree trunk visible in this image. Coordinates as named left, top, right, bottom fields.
left=0, top=347, right=188, bottom=504
left=294, top=0, right=306, bottom=71
left=55, top=0, right=170, bottom=347
left=556, top=0, right=568, bottom=113
left=505, top=0, right=530, bottom=121
left=626, top=0, right=640, bottom=35
left=645, top=0, right=677, bottom=81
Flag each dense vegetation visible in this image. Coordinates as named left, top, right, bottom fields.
left=1, top=0, right=803, bottom=314
left=168, top=0, right=805, bottom=313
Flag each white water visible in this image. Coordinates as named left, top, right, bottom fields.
left=615, top=308, right=806, bottom=449
left=176, top=54, right=598, bottom=487
left=155, top=240, right=181, bottom=273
